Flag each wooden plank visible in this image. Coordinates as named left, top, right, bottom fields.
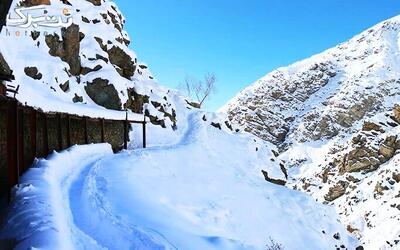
left=67, top=115, right=71, bottom=147
left=43, top=113, right=49, bottom=155
left=57, top=113, right=62, bottom=150
left=143, top=116, right=146, bottom=149
left=6, top=100, right=18, bottom=201
left=84, top=117, right=88, bottom=144
left=18, top=107, right=24, bottom=175
left=30, top=109, right=37, bottom=161
left=101, top=119, right=105, bottom=143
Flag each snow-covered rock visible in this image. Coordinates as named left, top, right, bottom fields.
left=223, top=15, right=400, bottom=249
left=1, top=0, right=177, bottom=126
left=0, top=0, right=360, bottom=249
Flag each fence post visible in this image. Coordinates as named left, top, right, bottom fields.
left=143, top=115, right=146, bottom=149
left=124, top=112, right=128, bottom=150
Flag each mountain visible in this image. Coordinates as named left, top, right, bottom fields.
left=0, top=0, right=359, bottom=249
left=222, top=15, right=400, bottom=249
left=1, top=0, right=177, bottom=127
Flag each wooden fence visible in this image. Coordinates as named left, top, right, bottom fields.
left=0, top=96, right=146, bottom=209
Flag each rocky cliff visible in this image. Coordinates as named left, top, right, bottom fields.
left=1, top=0, right=177, bottom=128
left=222, top=15, right=400, bottom=249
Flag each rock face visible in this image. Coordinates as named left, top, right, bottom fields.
left=85, top=78, right=121, bottom=110
left=222, top=19, right=400, bottom=149
left=45, top=24, right=81, bottom=76
left=223, top=16, right=400, bottom=249
left=107, top=46, right=136, bottom=79
left=393, top=104, right=400, bottom=124
left=0, top=53, right=12, bottom=77
left=1, top=0, right=177, bottom=129
left=95, top=37, right=136, bottom=79
left=86, top=0, right=101, bottom=6
left=324, top=181, right=348, bottom=202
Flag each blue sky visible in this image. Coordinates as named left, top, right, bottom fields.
left=114, top=0, right=400, bottom=111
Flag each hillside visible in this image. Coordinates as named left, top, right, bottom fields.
left=222, top=15, right=400, bottom=249
left=0, top=0, right=359, bottom=249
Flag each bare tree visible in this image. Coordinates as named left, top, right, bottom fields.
left=179, top=73, right=217, bottom=108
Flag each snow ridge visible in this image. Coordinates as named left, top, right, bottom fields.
left=223, top=15, right=400, bottom=249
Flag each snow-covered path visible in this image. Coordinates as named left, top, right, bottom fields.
left=1, top=112, right=358, bottom=250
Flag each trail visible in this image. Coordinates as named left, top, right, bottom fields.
left=64, top=113, right=200, bottom=249
left=0, top=112, right=358, bottom=250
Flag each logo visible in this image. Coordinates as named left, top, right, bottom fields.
left=6, top=6, right=73, bottom=29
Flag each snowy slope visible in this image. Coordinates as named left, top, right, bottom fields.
left=0, top=111, right=358, bottom=250
left=221, top=15, right=400, bottom=145
left=222, top=15, right=400, bottom=249
left=0, top=0, right=361, bottom=249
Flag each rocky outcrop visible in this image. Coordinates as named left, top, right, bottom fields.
left=59, top=81, right=70, bottom=92
left=125, top=88, right=149, bottom=114
left=362, top=121, right=384, bottom=132
left=86, top=0, right=101, bottom=6
left=85, top=78, right=121, bottom=110
left=261, top=170, right=286, bottom=186
left=393, top=104, right=400, bottom=124
left=107, top=46, right=136, bottom=79
left=324, top=181, right=348, bottom=202
left=95, top=37, right=136, bottom=79
left=378, top=136, right=398, bottom=160
left=24, top=67, right=43, bottom=80
left=73, top=93, right=83, bottom=103
left=125, top=88, right=177, bottom=129
left=45, top=24, right=81, bottom=76
left=0, top=53, right=13, bottom=77
left=18, top=0, right=50, bottom=7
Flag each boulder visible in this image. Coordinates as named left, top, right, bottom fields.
left=86, top=0, right=102, bottom=6
left=374, top=182, right=389, bottom=195
left=393, top=104, right=400, bottom=124
left=45, top=24, right=81, bottom=76
left=31, top=31, right=40, bottom=41
left=24, top=67, right=42, bottom=80
left=107, top=46, right=136, bottom=79
left=85, top=78, right=121, bottom=110
left=261, top=170, right=286, bottom=186
left=59, top=81, right=70, bottom=92
left=343, top=147, right=381, bottom=173
left=393, top=172, right=400, bottom=183
left=72, top=94, right=83, bottom=103
left=324, top=181, right=348, bottom=202
left=125, top=88, right=149, bottom=114
left=362, top=121, right=384, bottom=132
left=379, top=136, right=398, bottom=161
left=95, top=37, right=136, bottom=79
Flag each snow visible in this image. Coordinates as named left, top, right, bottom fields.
left=221, top=14, right=400, bottom=249
left=0, top=0, right=173, bottom=122
left=0, top=110, right=358, bottom=249
left=0, top=144, right=113, bottom=250
left=0, top=0, right=368, bottom=249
